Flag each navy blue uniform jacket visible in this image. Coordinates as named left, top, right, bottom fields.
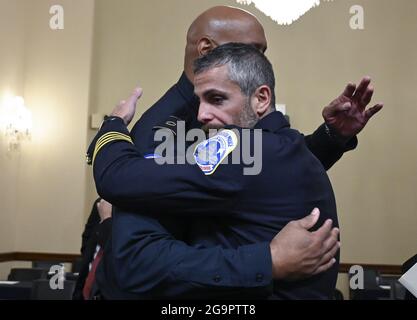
left=89, top=73, right=354, bottom=299
left=92, top=113, right=340, bottom=299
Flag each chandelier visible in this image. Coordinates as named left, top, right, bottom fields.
left=0, top=94, right=32, bottom=152
left=236, top=0, right=334, bottom=25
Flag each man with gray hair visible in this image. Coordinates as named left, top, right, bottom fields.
left=88, top=6, right=382, bottom=299
left=91, top=43, right=341, bottom=299
left=194, top=42, right=277, bottom=131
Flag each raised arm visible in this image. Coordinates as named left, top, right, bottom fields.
left=87, top=88, right=243, bottom=216
left=305, top=76, right=383, bottom=170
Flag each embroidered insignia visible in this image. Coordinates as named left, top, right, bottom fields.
left=193, top=129, right=238, bottom=175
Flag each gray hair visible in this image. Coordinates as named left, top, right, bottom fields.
left=193, top=42, right=276, bottom=108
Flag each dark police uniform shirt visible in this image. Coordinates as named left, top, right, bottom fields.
left=88, top=74, right=273, bottom=298
left=90, top=111, right=340, bottom=299
left=87, top=73, right=355, bottom=299
left=128, top=73, right=357, bottom=170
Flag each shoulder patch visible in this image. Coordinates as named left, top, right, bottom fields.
left=193, top=129, right=238, bottom=175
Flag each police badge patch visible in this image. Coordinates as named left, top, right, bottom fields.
left=194, top=129, right=238, bottom=175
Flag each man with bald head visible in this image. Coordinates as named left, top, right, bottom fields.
left=183, top=6, right=268, bottom=78
left=89, top=6, right=381, bottom=299
left=130, top=6, right=381, bottom=162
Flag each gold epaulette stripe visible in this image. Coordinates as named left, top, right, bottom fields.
left=94, top=133, right=131, bottom=155
left=92, top=131, right=133, bottom=165
left=93, top=135, right=133, bottom=165
left=96, top=131, right=131, bottom=147
left=95, top=135, right=129, bottom=154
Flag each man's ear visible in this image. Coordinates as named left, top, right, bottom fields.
left=197, top=37, right=215, bottom=57
left=251, top=85, right=272, bottom=117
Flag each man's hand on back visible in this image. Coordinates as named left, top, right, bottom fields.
left=97, top=199, right=113, bottom=223
left=270, top=208, right=340, bottom=281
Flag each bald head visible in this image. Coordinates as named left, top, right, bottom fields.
left=184, top=6, right=267, bottom=81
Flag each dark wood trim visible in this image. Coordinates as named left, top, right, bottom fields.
left=339, top=263, right=402, bottom=275
left=0, top=253, right=16, bottom=263
left=0, top=252, right=81, bottom=263
left=0, top=252, right=403, bottom=275
left=13, top=252, right=81, bottom=263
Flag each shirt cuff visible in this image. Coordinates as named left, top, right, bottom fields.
left=171, top=242, right=273, bottom=289
left=237, top=242, right=273, bottom=288
left=319, top=123, right=358, bottom=151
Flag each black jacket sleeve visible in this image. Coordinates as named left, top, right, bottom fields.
left=90, top=118, right=244, bottom=216
left=304, top=124, right=358, bottom=171
left=80, top=198, right=101, bottom=255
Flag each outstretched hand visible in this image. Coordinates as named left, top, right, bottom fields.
left=322, top=76, right=383, bottom=138
left=110, top=87, right=143, bottom=126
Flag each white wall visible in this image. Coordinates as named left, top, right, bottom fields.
left=0, top=0, right=95, bottom=257
left=0, top=0, right=26, bottom=256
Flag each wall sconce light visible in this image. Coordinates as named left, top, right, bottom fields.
left=0, top=95, right=32, bottom=152
left=236, top=0, right=334, bottom=25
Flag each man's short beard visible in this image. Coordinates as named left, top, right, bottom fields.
left=235, top=99, right=259, bottom=129
left=201, top=123, right=224, bottom=133
left=201, top=99, right=259, bottom=133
